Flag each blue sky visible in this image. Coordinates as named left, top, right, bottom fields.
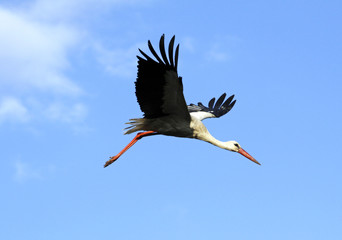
left=1, top=0, right=341, bottom=239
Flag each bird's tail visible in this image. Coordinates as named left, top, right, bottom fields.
left=124, top=118, right=146, bottom=134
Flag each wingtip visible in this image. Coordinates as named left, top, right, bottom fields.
left=137, top=48, right=143, bottom=56
left=160, top=34, right=166, bottom=45
left=208, top=97, right=215, bottom=109
left=159, top=34, right=170, bottom=65
left=230, top=99, right=237, bottom=108
left=147, top=40, right=153, bottom=48
left=175, top=43, right=180, bottom=70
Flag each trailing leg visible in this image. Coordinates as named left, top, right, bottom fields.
left=104, top=131, right=157, bottom=168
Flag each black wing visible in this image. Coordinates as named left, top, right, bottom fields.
left=135, top=35, right=190, bottom=122
left=188, top=93, right=236, bottom=121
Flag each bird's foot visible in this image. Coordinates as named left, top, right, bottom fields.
left=104, top=155, right=119, bottom=168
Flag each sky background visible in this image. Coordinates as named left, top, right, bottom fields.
left=1, top=0, right=342, bottom=239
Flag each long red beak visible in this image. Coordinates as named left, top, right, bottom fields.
left=238, top=148, right=260, bottom=165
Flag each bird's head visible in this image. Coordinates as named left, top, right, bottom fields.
left=225, top=141, right=260, bottom=165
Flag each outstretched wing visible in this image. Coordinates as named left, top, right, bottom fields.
left=188, top=93, right=236, bottom=121
left=135, top=35, right=190, bottom=122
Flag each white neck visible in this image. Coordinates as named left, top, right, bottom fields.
left=190, top=116, right=228, bottom=150
left=198, top=132, right=228, bottom=149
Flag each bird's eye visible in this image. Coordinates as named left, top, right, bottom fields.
left=234, top=143, right=239, bottom=148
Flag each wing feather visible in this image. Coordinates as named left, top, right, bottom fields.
left=208, top=98, right=215, bottom=109
left=214, top=93, right=226, bottom=110
left=188, top=93, right=236, bottom=121
left=138, top=49, right=154, bottom=62
left=175, top=44, right=179, bottom=70
left=135, top=35, right=190, bottom=122
left=168, top=36, right=175, bottom=67
left=148, top=40, right=163, bottom=64
left=159, top=34, right=170, bottom=66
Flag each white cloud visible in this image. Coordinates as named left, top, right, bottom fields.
left=181, top=36, right=195, bottom=52
left=26, top=0, right=150, bottom=22
left=14, top=160, right=56, bottom=182
left=94, top=42, right=143, bottom=78
left=205, top=35, right=241, bottom=62
left=45, top=102, right=87, bottom=123
left=0, top=1, right=85, bottom=127
left=14, top=161, right=42, bottom=182
left=0, top=0, right=149, bottom=127
left=0, top=97, right=29, bottom=123
left=0, top=6, right=81, bottom=95
left=207, top=47, right=229, bottom=62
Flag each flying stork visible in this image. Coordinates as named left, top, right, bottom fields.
left=104, top=35, right=260, bottom=167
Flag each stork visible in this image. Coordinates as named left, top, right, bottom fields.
left=104, top=35, right=260, bottom=167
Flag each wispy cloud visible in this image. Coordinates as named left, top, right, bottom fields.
left=94, top=42, right=144, bottom=78
left=0, top=6, right=81, bottom=95
left=181, top=36, right=196, bottom=52
left=0, top=97, right=30, bottom=123
left=0, top=0, right=151, bottom=128
left=0, top=2, right=84, bottom=128
left=13, top=160, right=56, bottom=182
left=207, top=46, right=229, bottom=62
left=45, top=102, right=87, bottom=123
left=205, top=35, right=241, bottom=62
left=26, top=0, right=147, bottom=22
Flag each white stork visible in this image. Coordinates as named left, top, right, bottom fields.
left=104, top=35, right=260, bottom=167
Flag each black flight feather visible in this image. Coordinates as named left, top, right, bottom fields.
left=135, top=35, right=190, bottom=122
left=168, top=36, right=175, bottom=67
left=188, top=93, right=236, bottom=118
left=208, top=98, right=215, bottom=109
left=213, top=93, right=226, bottom=111
left=159, top=34, right=170, bottom=66
left=175, top=44, right=179, bottom=70
left=148, top=40, right=163, bottom=64
left=138, top=49, right=153, bottom=62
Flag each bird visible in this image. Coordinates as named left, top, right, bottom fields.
left=104, top=34, right=260, bottom=168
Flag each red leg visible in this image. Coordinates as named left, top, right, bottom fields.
left=104, top=131, right=157, bottom=168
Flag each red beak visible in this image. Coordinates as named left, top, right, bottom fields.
left=238, top=148, right=261, bottom=165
